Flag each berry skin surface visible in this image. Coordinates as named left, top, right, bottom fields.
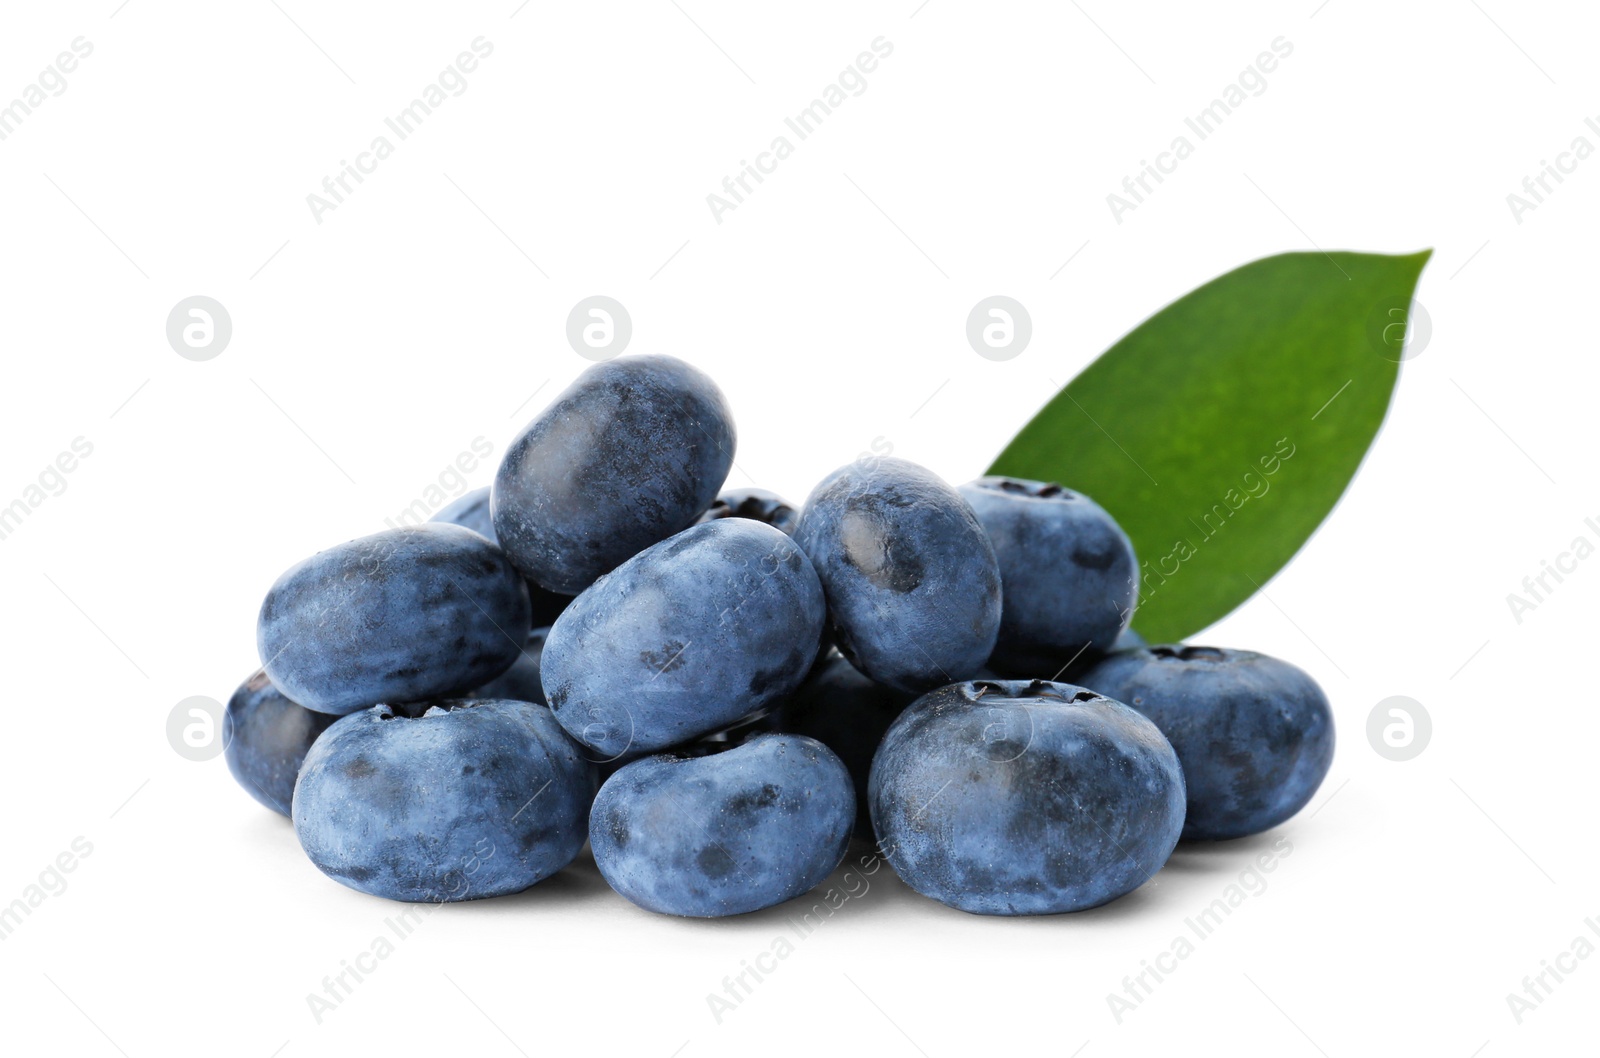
left=431, top=486, right=571, bottom=626
left=541, top=519, right=826, bottom=760
left=292, top=699, right=597, bottom=902
left=766, top=650, right=915, bottom=839
left=794, top=457, right=1001, bottom=693
left=492, top=354, right=736, bottom=595
left=468, top=626, right=550, bottom=706
left=223, top=669, right=337, bottom=816
left=1079, top=646, right=1335, bottom=841
left=257, top=524, right=532, bottom=715
left=695, top=487, right=800, bottom=536
left=869, top=679, right=1185, bottom=915
left=958, top=477, right=1137, bottom=675
left=589, top=733, right=853, bottom=917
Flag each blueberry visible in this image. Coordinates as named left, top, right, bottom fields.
left=223, top=669, right=337, bottom=816
left=794, top=457, right=1001, bottom=693
left=1079, top=646, right=1334, bottom=841
left=431, top=486, right=572, bottom=626
left=589, top=733, right=853, bottom=917
left=258, top=524, right=531, bottom=715
left=869, top=679, right=1184, bottom=915
left=493, top=354, right=736, bottom=594
left=468, top=627, right=550, bottom=705
left=541, top=519, right=825, bottom=759
left=766, top=651, right=914, bottom=839
left=958, top=477, right=1137, bottom=675
left=695, top=487, right=800, bottom=536
left=293, top=698, right=597, bottom=902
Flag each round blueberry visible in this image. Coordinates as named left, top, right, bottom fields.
left=794, top=457, right=1001, bottom=693
left=870, top=679, right=1184, bottom=915
left=541, top=519, right=825, bottom=759
left=958, top=477, right=1137, bottom=675
left=493, top=354, right=736, bottom=595
left=431, top=486, right=572, bottom=626
left=293, top=698, right=597, bottom=902
left=695, top=487, right=800, bottom=536
left=1079, top=646, right=1335, bottom=841
left=766, top=651, right=915, bottom=839
left=223, top=669, right=337, bottom=816
left=258, top=524, right=531, bottom=715
left=589, top=733, right=853, bottom=917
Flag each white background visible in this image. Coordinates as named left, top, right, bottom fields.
left=0, top=1, right=1592, bottom=1054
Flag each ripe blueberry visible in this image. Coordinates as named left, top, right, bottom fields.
left=589, top=733, right=853, bottom=917
left=223, top=669, right=336, bottom=816
left=958, top=477, right=1137, bottom=675
left=1080, top=646, right=1335, bottom=841
left=541, top=519, right=825, bottom=759
left=794, top=457, right=1001, bottom=693
left=869, top=679, right=1184, bottom=914
left=493, top=354, right=736, bottom=594
left=257, top=524, right=531, bottom=715
left=293, top=698, right=596, bottom=901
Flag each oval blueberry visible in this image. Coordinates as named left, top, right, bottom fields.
left=958, top=476, right=1137, bottom=675
left=869, top=679, right=1184, bottom=915
left=541, top=519, right=825, bottom=759
left=589, top=733, right=853, bottom=917
left=257, top=524, right=532, bottom=715
left=293, top=698, right=597, bottom=902
left=223, top=669, right=337, bottom=816
left=493, top=354, right=736, bottom=594
left=431, top=486, right=572, bottom=627
left=794, top=457, right=1001, bottom=693
left=1079, top=646, right=1335, bottom=841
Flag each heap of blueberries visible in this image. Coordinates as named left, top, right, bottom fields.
left=228, top=354, right=1335, bottom=917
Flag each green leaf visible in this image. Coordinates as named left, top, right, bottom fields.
left=989, top=249, right=1431, bottom=644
